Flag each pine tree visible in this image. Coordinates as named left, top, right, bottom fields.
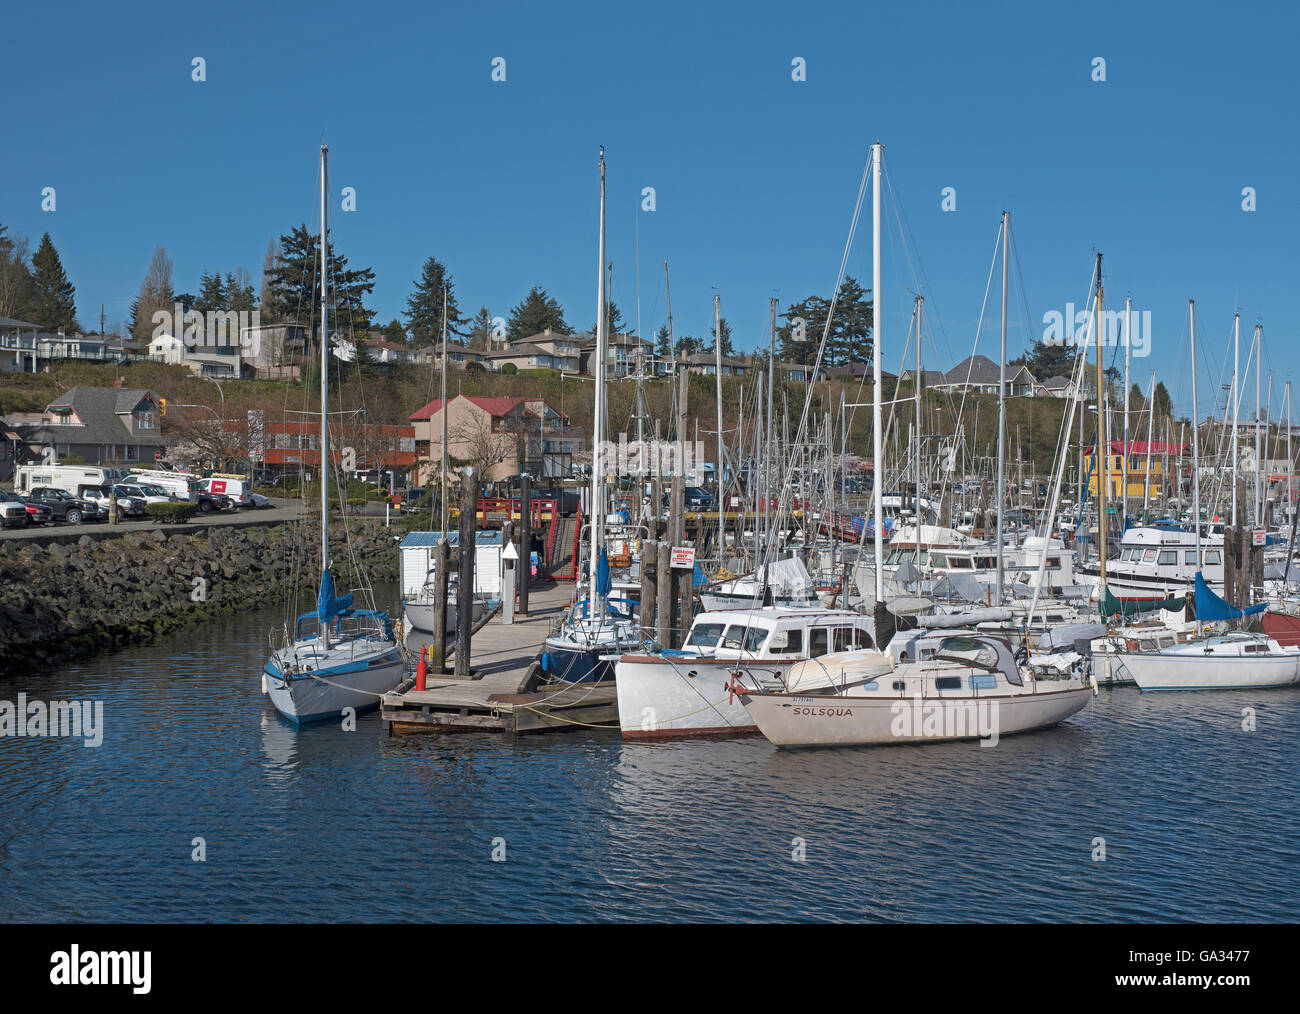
left=508, top=286, right=570, bottom=338
left=1153, top=381, right=1173, bottom=418
left=382, top=318, right=407, bottom=344
left=225, top=268, right=257, bottom=312
left=468, top=307, right=494, bottom=350
left=264, top=224, right=375, bottom=345
left=654, top=323, right=671, bottom=359
left=194, top=269, right=226, bottom=314
left=29, top=232, right=77, bottom=332
left=711, top=316, right=735, bottom=357
left=590, top=300, right=625, bottom=337
left=404, top=256, right=466, bottom=342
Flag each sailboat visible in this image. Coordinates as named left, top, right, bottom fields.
left=537, top=147, right=642, bottom=685
left=262, top=144, right=405, bottom=724
left=734, top=150, right=1091, bottom=748
left=1120, top=575, right=1300, bottom=690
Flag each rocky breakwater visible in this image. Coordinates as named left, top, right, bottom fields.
left=0, top=521, right=399, bottom=675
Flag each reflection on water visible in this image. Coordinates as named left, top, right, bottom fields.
left=0, top=591, right=1297, bottom=922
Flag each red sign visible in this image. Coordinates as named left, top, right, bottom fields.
left=670, top=546, right=695, bottom=569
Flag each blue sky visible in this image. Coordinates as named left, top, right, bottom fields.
left=4, top=0, right=1297, bottom=417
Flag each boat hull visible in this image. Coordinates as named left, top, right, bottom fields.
left=1121, top=652, right=1300, bottom=691
left=265, top=652, right=405, bottom=724
left=738, top=686, right=1091, bottom=748
left=540, top=641, right=617, bottom=684
left=615, top=655, right=788, bottom=737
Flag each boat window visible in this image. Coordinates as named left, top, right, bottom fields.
left=832, top=627, right=857, bottom=652
left=721, top=626, right=746, bottom=650
left=1205, top=550, right=1222, bottom=565
left=892, top=679, right=906, bottom=691
left=768, top=629, right=802, bottom=654
left=969, top=674, right=998, bottom=690
left=1184, top=550, right=1199, bottom=565
left=809, top=628, right=829, bottom=658
left=935, top=676, right=963, bottom=691
left=686, top=623, right=726, bottom=648
left=743, top=626, right=770, bottom=652
left=1157, top=551, right=1177, bottom=566
left=1142, top=549, right=1157, bottom=563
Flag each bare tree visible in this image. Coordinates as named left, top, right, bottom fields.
left=0, top=228, right=33, bottom=319
left=450, top=413, right=513, bottom=479
left=134, top=246, right=175, bottom=342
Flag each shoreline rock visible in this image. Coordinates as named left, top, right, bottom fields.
left=0, top=521, right=400, bottom=675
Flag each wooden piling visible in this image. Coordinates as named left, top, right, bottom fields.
left=430, top=538, right=450, bottom=676
left=519, top=472, right=531, bottom=617
left=455, top=466, right=478, bottom=677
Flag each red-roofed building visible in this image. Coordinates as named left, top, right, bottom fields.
left=409, top=394, right=580, bottom=481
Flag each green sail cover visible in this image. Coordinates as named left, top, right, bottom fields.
left=1101, top=586, right=1185, bottom=619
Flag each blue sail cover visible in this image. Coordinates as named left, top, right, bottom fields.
left=596, top=548, right=611, bottom=598
left=1195, top=572, right=1265, bottom=621
left=317, top=569, right=354, bottom=623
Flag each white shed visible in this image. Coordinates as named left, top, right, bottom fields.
left=399, top=530, right=503, bottom=600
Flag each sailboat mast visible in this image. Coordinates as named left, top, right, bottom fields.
left=1254, top=324, right=1262, bottom=528
left=1142, top=371, right=1155, bottom=521
left=870, top=141, right=884, bottom=603
left=1231, top=312, right=1240, bottom=527
left=319, top=144, right=330, bottom=578
left=589, top=147, right=607, bottom=613
left=1190, top=300, right=1201, bottom=568
left=1123, top=296, right=1132, bottom=530
left=995, top=211, right=1008, bottom=604
left=440, top=287, right=448, bottom=534
left=1094, top=253, right=1107, bottom=590
left=765, top=296, right=776, bottom=566
left=714, top=293, right=724, bottom=560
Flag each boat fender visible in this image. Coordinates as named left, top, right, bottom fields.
left=261, top=673, right=268, bottom=695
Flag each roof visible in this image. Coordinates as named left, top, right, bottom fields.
left=409, top=395, right=525, bottom=421
left=0, top=316, right=43, bottom=329
left=1043, top=375, right=1072, bottom=388
left=1089, top=440, right=1188, bottom=455
left=486, top=343, right=549, bottom=358
left=19, top=386, right=165, bottom=448
left=400, top=530, right=504, bottom=548
left=942, top=355, right=1002, bottom=385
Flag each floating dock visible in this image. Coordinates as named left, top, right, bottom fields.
left=381, top=581, right=622, bottom=735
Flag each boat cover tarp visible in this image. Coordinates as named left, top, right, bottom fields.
left=1261, top=611, right=1300, bottom=646
left=1036, top=622, right=1109, bottom=650
left=931, top=572, right=986, bottom=604
left=597, top=547, right=611, bottom=597
left=921, top=607, right=1013, bottom=629
left=1195, top=572, right=1266, bottom=621
left=1101, top=585, right=1184, bottom=619
left=316, top=569, right=354, bottom=624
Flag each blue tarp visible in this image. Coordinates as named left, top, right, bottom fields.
left=1195, top=572, right=1266, bottom=621
left=316, top=569, right=354, bottom=624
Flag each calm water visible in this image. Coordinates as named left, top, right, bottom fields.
left=1, top=591, right=1297, bottom=923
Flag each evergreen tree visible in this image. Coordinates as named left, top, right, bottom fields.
left=1019, top=338, right=1076, bottom=381
left=225, top=268, right=257, bottom=312
left=654, top=323, right=671, bottom=359
left=404, top=256, right=466, bottom=342
left=1153, top=381, right=1173, bottom=418
left=674, top=335, right=703, bottom=357
left=776, top=295, right=829, bottom=365
left=264, top=224, right=375, bottom=345
left=381, top=318, right=406, bottom=344
left=711, top=316, right=735, bottom=357
left=590, top=300, right=626, bottom=337
left=774, top=276, right=873, bottom=367
left=468, top=307, right=494, bottom=350
left=194, top=269, right=226, bottom=314
left=29, top=232, right=77, bottom=332
left=508, top=286, right=570, bottom=338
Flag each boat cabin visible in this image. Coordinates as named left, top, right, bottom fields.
left=680, top=607, right=875, bottom=659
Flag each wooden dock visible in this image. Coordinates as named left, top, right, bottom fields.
left=381, top=580, right=623, bottom=735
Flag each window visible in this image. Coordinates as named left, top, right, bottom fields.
left=1205, top=550, right=1222, bottom=565
left=1142, top=549, right=1157, bottom=563
left=686, top=623, right=726, bottom=649
left=1185, top=550, right=1199, bottom=565
left=970, top=674, right=998, bottom=690
left=833, top=628, right=856, bottom=652
left=768, top=629, right=802, bottom=654
left=809, top=628, right=829, bottom=658
left=892, top=679, right=906, bottom=692
left=935, top=676, right=963, bottom=691
left=1157, top=551, right=1177, bottom=566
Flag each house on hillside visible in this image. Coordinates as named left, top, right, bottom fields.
left=409, top=394, right=579, bottom=481
left=10, top=383, right=166, bottom=465
left=933, top=355, right=1037, bottom=397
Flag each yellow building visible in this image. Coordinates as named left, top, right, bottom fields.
left=1083, top=441, right=1185, bottom=499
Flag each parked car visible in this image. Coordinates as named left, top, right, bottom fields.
left=0, top=489, right=53, bottom=525
left=116, top=482, right=172, bottom=505
left=684, top=486, right=715, bottom=508
left=26, top=487, right=106, bottom=524
left=89, top=485, right=148, bottom=517
left=399, top=488, right=431, bottom=515
left=0, top=491, right=32, bottom=528
left=246, top=492, right=273, bottom=509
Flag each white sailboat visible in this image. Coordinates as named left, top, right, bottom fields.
left=262, top=144, right=404, bottom=724
left=1121, top=633, right=1300, bottom=691
left=735, top=155, right=1091, bottom=748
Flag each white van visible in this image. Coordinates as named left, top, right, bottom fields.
left=122, top=470, right=199, bottom=502
left=15, top=464, right=124, bottom=498
left=199, top=474, right=252, bottom=508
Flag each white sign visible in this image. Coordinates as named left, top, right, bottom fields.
left=1252, top=529, right=1266, bottom=547
left=670, top=546, right=695, bottom=569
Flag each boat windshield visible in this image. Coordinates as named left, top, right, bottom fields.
left=686, top=622, right=727, bottom=649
